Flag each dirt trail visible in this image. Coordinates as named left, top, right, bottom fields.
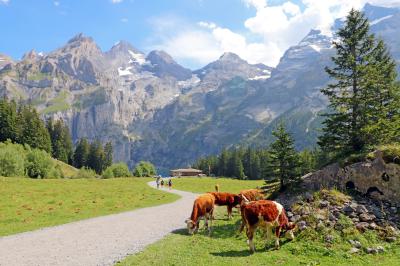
left=0, top=181, right=197, bottom=266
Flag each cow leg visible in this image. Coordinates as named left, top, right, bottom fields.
left=194, top=219, right=200, bottom=234
left=227, top=206, right=233, bottom=220
left=274, top=227, right=282, bottom=249
left=208, top=208, right=214, bottom=235
left=246, top=226, right=256, bottom=253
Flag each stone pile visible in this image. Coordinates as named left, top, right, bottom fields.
left=282, top=190, right=399, bottom=243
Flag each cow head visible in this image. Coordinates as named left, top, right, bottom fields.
left=284, top=222, right=296, bottom=240
left=185, top=219, right=196, bottom=235
left=233, top=194, right=242, bottom=206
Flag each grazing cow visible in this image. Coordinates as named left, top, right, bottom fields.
left=239, top=189, right=264, bottom=201
left=207, top=192, right=242, bottom=219
left=185, top=193, right=215, bottom=235
left=242, top=200, right=296, bottom=252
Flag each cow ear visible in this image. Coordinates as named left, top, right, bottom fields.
left=241, top=194, right=250, bottom=203
left=185, top=219, right=192, bottom=224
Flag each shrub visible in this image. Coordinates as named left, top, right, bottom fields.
left=0, top=141, right=26, bottom=176
left=102, top=162, right=131, bottom=178
left=133, top=161, right=156, bottom=177
left=73, top=167, right=97, bottom=179
left=26, top=149, right=54, bottom=178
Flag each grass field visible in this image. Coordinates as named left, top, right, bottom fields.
left=0, top=177, right=179, bottom=236
left=118, top=206, right=400, bottom=266
left=172, top=177, right=265, bottom=194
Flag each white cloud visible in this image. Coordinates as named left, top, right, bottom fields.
left=121, top=18, right=128, bottom=23
left=111, top=0, right=123, bottom=3
left=149, top=0, right=400, bottom=68
left=0, top=0, right=10, bottom=4
left=54, top=1, right=60, bottom=7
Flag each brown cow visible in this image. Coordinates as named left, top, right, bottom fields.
left=185, top=193, right=215, bottom=235
left=207, top=192, right=241, bottom=219
left=237, top=189, right=264, bottom=233
left=242, top=200, right=295, bottom=252
left=239, top=189, right=264, bottom=201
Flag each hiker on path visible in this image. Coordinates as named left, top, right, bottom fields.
left=168, top=179, right=172, bottom=190
left=156, top=176, right=161, bottom=189
left=160, top=179, right=164, bottom=187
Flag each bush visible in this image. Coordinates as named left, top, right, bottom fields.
left=73, top=167, right=97, bottom=179
left=0, top=141, right=26, bottom=176
left=102, top=162, right=131, bottom=178
left=26, top=149, right=54, bottom=178
left=133, top=161, right=156, bottom=177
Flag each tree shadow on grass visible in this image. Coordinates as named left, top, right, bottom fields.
left=210, top=249, right=251, bottom=258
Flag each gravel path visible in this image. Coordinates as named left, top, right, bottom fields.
left=0, top=181, right=197, bottom=266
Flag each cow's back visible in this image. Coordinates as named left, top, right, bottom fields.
left=243, top=200, right=280, bottom=226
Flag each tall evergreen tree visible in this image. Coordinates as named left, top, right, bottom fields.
left=0, top=98, right=17, bottom=142
left=47, top=119, right=73, bottom=164
left=319, top=9, right=400, bottom=155
left=17, top=105, right=51, bottom=153
left=104, top=141, right=113, bottom=169
left=217, top=148, right=229, bottom=176
left=87, top=140, right=106, bottom=174
left=268, top=123, right=300, bottom=189
left=228, top=150, right=245, bottom=179
left=73, top=138, right=90, bottom=168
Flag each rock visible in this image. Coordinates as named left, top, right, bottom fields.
left=304, top=192, right=313, bottom=202
left=366, top=247, right=377, bottom=254
left=315, top=213, right=325, bottom=220
left=343, top=205, right=356, bottom=213
left=286, top=211, right=293, bottom=218
left=372, top=209, right=384, bottom=219
left=329, top=213, right=337, bottom=221
left=368, top=222, right=378, bottom=230
left=349, top=247, right=360, bottom=254
left=319, top=200, right=329, bottom=208
left=298, top=221, right=307, bottom=231
left=325, top=234, right=334, bottom=244
left=386, top=236, right=397, bottom=242
left=376, top=246, right=385, bottom=253
left=359, top=213, right=375, bottom=222
left=349, top=240, right=362, bottom=248
left=349, top=212, right=358, bottom=218
left=356, top=205, right=368, bottom=214
left=356, top=222, right=370, bottom=231
left=291, top=214, right=301, bottom=223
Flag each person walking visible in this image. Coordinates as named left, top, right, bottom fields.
left=156, top=176, right=161, bottom=189
left=160, top=179, right=164, bottom=188
left=168, top=178, right=172, bottom=190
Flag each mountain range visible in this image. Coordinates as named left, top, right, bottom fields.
left=0, top=3, right=399, bottom=173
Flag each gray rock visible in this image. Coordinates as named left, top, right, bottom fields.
left=349, top=247, right=360, bottom=254
left=328, top=213, right=337, bottom=221
left=386, top=236, right=397, bottom=242
left=291, top=215, right=301, bottom=223
left=304, top=192, right=314, bottom=202
left=319, top=200, right=329, bottom=208
left=286, top=211, right=293, bottom=218
left=368, top=222, right=378, bottom=230
left=356, top=205, right=368, bottom=214
left=376, top=246, right=385, bottom=253
left=349, top=240, right=362, bottom=248
left=359, top=213, right=375, bottom=222
left=298, top=221, right=307, bottom=231
left=343, top=205, right=356, bottom=213
left=325, top=234, right=334, bottom=244
left=366, top=247, right=377, bottom=254
left=356, top=222, right=370, bottom=231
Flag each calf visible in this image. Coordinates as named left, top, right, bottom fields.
left=242, top=200, right=295, bottom=252
left=207, top=192, right=241, bottom=219
left=185, top=193, right=215, bottom=235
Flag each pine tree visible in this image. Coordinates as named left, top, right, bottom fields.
left=17, top=105, right=51, bottom=153
left=73, top=138, right=90, bottom=168
left=0, top=98, right=17, bottom=142
left=217, top=148, right=229, bottom=177
left=87, top=140, right=105, bottom=174
left=268, top=123, right=300, bottom=190
left=319, top=8, right=400, bottom=155
left=229, top=150, right=245, bottom=179
left=104, top=141, right=113, bottom=169
left=47, top=119, right=73, bottom=164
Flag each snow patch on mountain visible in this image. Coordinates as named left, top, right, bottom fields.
left=128, top=50, right=146, bottom=65
left=118, top=66, right=133, bottom=76
left=370, top=15, right=393, bottom=25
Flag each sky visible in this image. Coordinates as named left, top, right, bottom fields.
left=1, top=0, right=400, bottom=69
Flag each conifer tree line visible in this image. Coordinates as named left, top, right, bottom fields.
left=193, top=123, right=316, bottom=187
left=0, top=98, right=113, bottom=174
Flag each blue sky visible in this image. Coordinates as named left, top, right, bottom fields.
left=0, top=0, right=399, bottom=69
